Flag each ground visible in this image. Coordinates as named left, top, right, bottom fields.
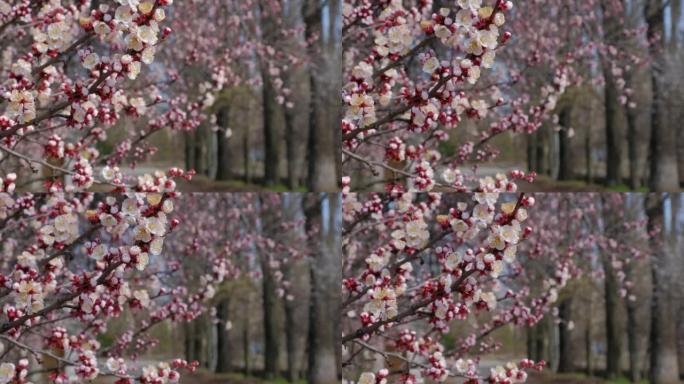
left=180, top=372, right=305, bottom=384
left=527, top=373, right=649, bottom=384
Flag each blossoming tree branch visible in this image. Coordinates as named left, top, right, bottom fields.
left=341, top=190, right=565, bottom=383
left=0, top=192, right=316, bottom=383
left=341, top=188, right=683, bottom=383
left=341, top=0, right=660, bottom=192
left=343, top=0, right=548, bottom=191
left=0, top=0, right=334, bottom=191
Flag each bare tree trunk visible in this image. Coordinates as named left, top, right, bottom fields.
left=626, top=295, right=641, bottom=382
left=585, top=293, right=594, bottom=377
left=645, top=193, right=680, bottom=384
left=185, top=321, right=195, bottom=362
left=623, top=224, right=642, bottom=382
left=601, top=0, right=624, bottom=186
left=194, top=128, right=206, bottom=176
left=601, top=198, right=623, bottom=379
left=678, top=285, right=684, bottom=379
left=215, top=299, right=232, bottom=373
left=646, top=0, right=680, bottom=191
left=189, top=316, right=208, bottom=368
left=602, top=255, right=622, bottom=378
left=535, top=321, right=546, bottom=363
left=185, top=131, right=196, bottom=171
left=671, top=0, right=684, bottom=185
left=527, top=326, right=537, bottom=361
left=283, top=277, right=299, bottom=382
left=674, top=196, right=684, bottom=378
left=328, top=0, right=342, bottom=188
left=557, top=107, right=572, bottom=181
left=678, top=118, right=684, bottom=186
left=305, top=195, right=338, bottom=384
left=625, top=97, right=639, bottom=189
left=603, top=63, right=623, bottom=186
left=528, top=132, right=538, bottom=173
left=616, top=0, right=641, bottom=189
left=557, top=297, right=573, bottom=373
left=329, top=194, right=342, bottom=375
left=215, top=108, right=233, bottom=181
left=243, top=126, right=251, bottom=184
left=670, top=0, right=681, bottom=51
left=261, top=257, right=280, bottom=378
left=283, top=100, right=299, bottom=190
left=536, top=128, right=547, bottom=176
left=586, top=128, right=593, bottom=184
left=243, top=318, right=251, bottom=376
left=303, top=0, right=337, bottom=192
left=262, top=68, right=281, bottom=186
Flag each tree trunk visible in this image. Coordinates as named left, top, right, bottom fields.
left=601, top=196, right=623, bottom=379
left=625, top=96, right=639, bottom=189
left=303, top=0, right=337, bottom=192
left=670, top=0, right=681, bottom=51
left=185, top=321, right=195, bottom=362
left=602, top=255, right=622, bottom=379
left=185, top=131, right=196, bottom=171
left=537, top=128, right=548, bottom=176
left=187, top=316, right=207, bottom=367
left=329, top=194, right=342, bottom=375
left=528, top=132, right=538, bottom=173
left=261, top=257, right=280, bottom=379
left=244, top=125, right=251, bottom=184
left=557, top=297, right=573, bottom=373
left=527, top=326, right=537, bottom=361
left=216, top=299, right=232, bottom=373
left=243, top=317, right=251, bottom=376
left=557, top=107, right=572, bottom=181
left=284, top=278, right=299, bottom=382
left=603, top=65, right=623, bottom=186
left=200, top=315, right=210, bottom=368
left=670, top=0, right=684, bottom=185
left=261, top=69, right=281, bottom=186
left=535, top=321, right=546, bottom=363
left=674, top=197, right=684, bottom=378
left=585, top=294, right=593, bottom=377
left=215, top=108, right=233, bottom=181
left=602, top=2, right=624, bottom=186
left=305, top=196, right=338, bottom=384
left=679, top=127, right=684, bottom=188
left=645, top=193, right=680, bottom=384
left=283, top=99, right=299, bottom=190
left=626, top=296, right=641, bottom=382
left=194, top=128, right=205, bottom=176
left=678, top=288, right=684, bottom=379
left=646, top=0, right=680, bottom=191
left=586, top=127, right=593, bottom=184
left=328, top=0, right=342, bottom=188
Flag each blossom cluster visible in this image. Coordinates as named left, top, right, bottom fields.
left=342, top=0, right=649, bottom=192
left=341, top=190, right=581, bottom=384
left=0, top=192, right=308, bottom=383
left=343, top=0, right=532, bottom=191
left=0, top=0, right=188, bottom=188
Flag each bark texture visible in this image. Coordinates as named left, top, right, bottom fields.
left=215, top=299, right=233, bottom=373
left=303, top=0, right=338, bottom=191
left=646, top=0, right=680, bottom=191
left=645, top=194, right=680, bottom=384
left=305, top=196, right=339, bottom=384
left=215, top=107, right=233, bottom=181
left=557, top=297, right=573, bottom=373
